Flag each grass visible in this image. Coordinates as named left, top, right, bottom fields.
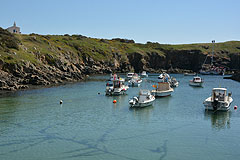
left=1, top=27, right=240, bottom=68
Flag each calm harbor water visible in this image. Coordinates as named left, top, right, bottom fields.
left=0, top=74, right=240, bottom=160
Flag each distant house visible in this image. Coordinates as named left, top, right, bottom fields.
left=6, top=22, right=21, bottom=34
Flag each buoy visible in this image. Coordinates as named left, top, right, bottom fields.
left=234, top=105, right=237, bottom=110
left=98, top=92, right=100, bottom=95
left=113, top=100, right=117, bottom=103
left=60, top=100, right=63, bottom=104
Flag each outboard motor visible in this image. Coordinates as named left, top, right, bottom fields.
left=212, top=99, right=220, bottom=111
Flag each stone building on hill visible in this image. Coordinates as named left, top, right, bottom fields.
left=6, top=22, right=21, bottom=34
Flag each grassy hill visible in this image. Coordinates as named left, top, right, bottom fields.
left=0, top=27, right=240, bottom=90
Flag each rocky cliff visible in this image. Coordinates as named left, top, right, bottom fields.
left=1, top=27, right=240, bottom=91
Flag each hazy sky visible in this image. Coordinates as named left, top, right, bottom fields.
left=1, top=0, right=239, bottom=44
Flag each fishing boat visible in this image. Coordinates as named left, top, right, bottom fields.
left=128, top=73, right=142, bottom=87
left=158, top=73, right=170, bottom=82
left=203, top=88, right=233, bottom=111
left=151, top=82, right=174, bottom=97
left=126, top=72, right=134, bottom=80
left=189, top=76, right=204, bottom=87
left=129, top=90, right=155, bottom=108
left=169, top=77, right=179, bottom=88
left=141, top=71, right=148, bottom=78
left=106, top=74, right=129, bottom=96
left=199, top=40, right=225, bottom=75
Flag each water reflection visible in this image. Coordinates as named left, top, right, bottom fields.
left=204, top=111, right=231, bottom=130
left=129, top=106, right=153, bottom=122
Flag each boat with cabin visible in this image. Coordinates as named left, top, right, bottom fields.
left=151, top=82, right=174, bottom=97
left=158, top=73, right=170, bottom=82
left=189, top=76, right=204, bottom=87
left=126, top=72, right=134, bottom=80
left=128, top=73, right=142, bottom=87
left=203, top=88, right=233, bottom=111
left=199, top=40, right=225, bottom=75
left=129, top=89, right=155, bottom=108
left=106, top=74, right=129, bottom=96
left=169, top=77, right=179, bottom=88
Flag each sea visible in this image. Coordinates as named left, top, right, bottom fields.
left=0, top=74, right=240, bottom=160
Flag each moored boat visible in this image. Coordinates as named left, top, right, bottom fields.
left=199, top=40, right=225, bottom=75
left=128, top=73, right=142, bottom=87
left=189, top=76, right=204, bottom=87
left=151, top=82, right=174, bottom=97
left=129, top=89, right=155, bottom=108
left=158, top=73, right=170, bottom=82
left=184, top=72, right=197, bottom=76
left=169, top=77, right=179, bottom=88
left=106, top=74, right=129, bottom=96
left=141, top=71, right=148, bottom=78
left=126, top=72, right=134, bottom=80
left=203, top=88, right=233, bottom=111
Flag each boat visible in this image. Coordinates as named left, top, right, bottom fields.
left=199, top=40, right=225, bottom=75
left=126, top=72, right=134, bottom=80
left=184, top=72, right=197, bottom=76
left=129, top=89, right=155, bottom=108
left=106, top=74, right=129, bottom=96
left=169, top=77, right=179, bottom=88
left=158, top=73, right=170, bottom=82
left=189, top=76, right=204, bottom=87
left=151, top=82, right=174, bottom=97
left=141, top=71, right=148, bottom=78
left=128, top=73, right=142, bottom=87
left=203, top=88, right=233, bottom=111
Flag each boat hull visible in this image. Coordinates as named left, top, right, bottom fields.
left=189, top=81, right=203, bottom=87
left=130, top=97, right=155, bottom=108
left=151, top=89, right=173, bottom=97
left=130, top=100, right=154, bottom=108
left=105, top=86, right=129, bottom=96
left=203, top=97, right=233, bottom=111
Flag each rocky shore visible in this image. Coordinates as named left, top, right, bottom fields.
left=0, top=27, right=240, bottom=91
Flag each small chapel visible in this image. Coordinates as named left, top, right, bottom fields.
left=6, top=22, right=21, bottom=34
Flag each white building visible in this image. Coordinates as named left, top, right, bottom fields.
left=6, top=22, right=21, bottom=34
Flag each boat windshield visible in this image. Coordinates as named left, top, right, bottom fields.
left=139, top=90, right=151, bottom=96
left=127, top=73, right=134, bottom=76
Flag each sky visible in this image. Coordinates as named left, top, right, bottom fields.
left=1, top=0, right=239, bottom=44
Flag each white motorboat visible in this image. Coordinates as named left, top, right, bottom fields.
left=203, top=88, right=233, bottom=111
left=189, top=76, right=204, bottom=87
left=151, top=82, right=174, bottom=97
left=169, top=77, right=179, bottom=88
left=158, top=73, right=170, bottom=82
left=106, top=74, right=129, bottom=96
left=141, top=71, right=148, bottom=78
left=128, top=73, right=142, bottom=87
left=129, top=90, right=155, bottom=108
left=126, top=72, right=134, bottom=80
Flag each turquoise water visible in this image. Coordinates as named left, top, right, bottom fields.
left=0, top=74, right=240, bottom=160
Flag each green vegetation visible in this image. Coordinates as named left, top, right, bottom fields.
left=1, top=27, right=240, bottom=67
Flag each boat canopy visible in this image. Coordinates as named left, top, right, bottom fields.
left=212, top=88, right=227, bottom=91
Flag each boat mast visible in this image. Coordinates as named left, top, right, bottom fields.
left=211, top=40, right=215, bottom=66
